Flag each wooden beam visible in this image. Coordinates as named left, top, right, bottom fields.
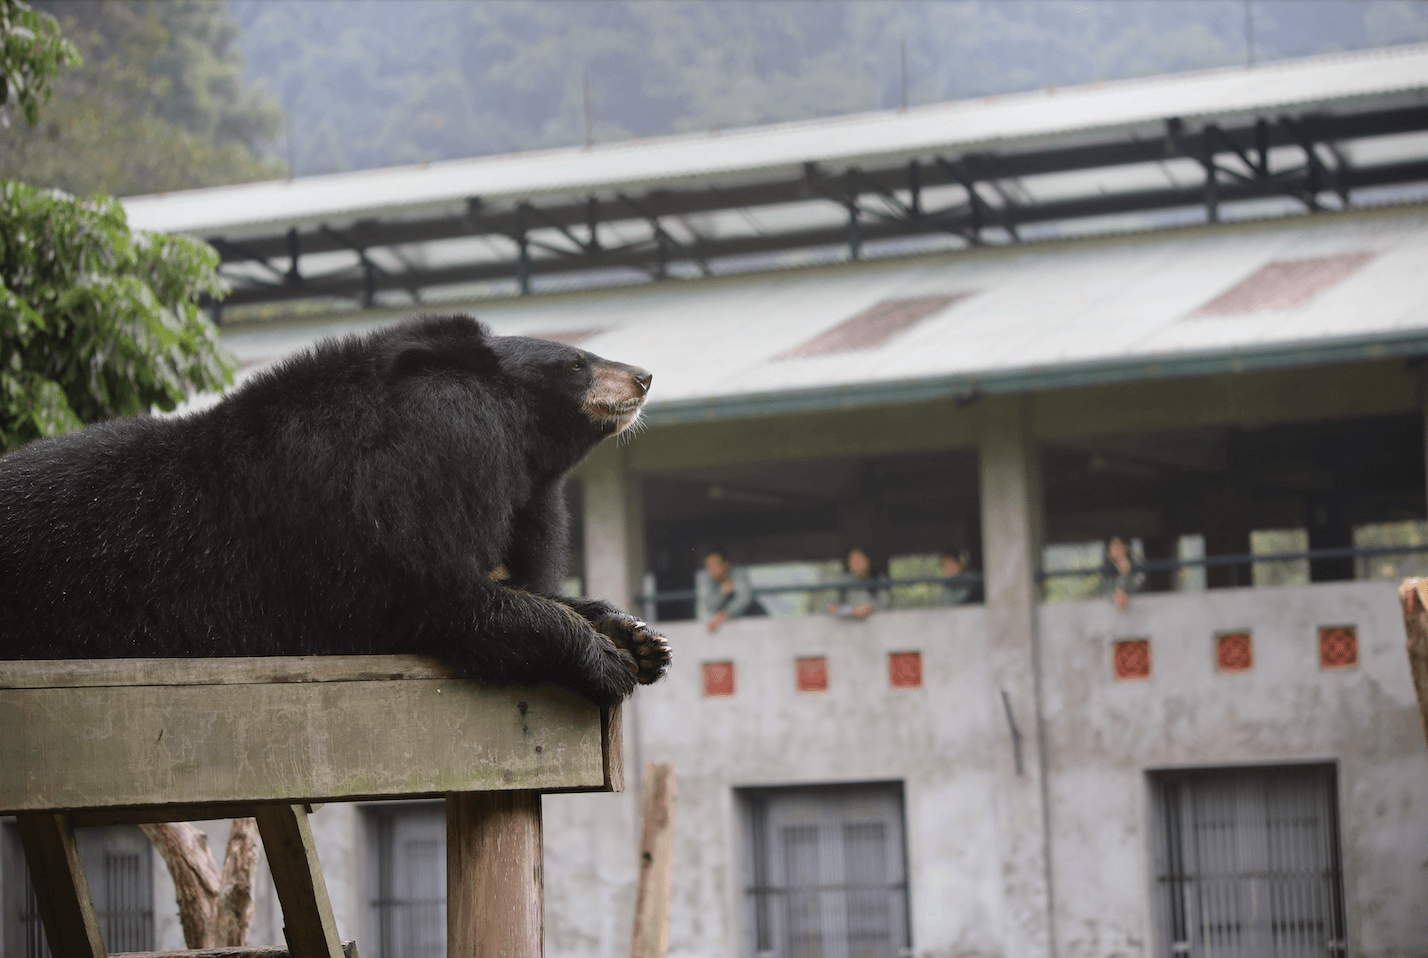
left=630, top=763, right=677, bottom=958
left=1397, top=578, right=1428, bottom=749
left=447, top=790, right=544, bottom=958
left=0, top=679, right=605, bottom=813
left=13, top=812, right=105, bottom=958
left=0, top=654, right=456, bottom=689
left=602, top=704, right=625, bottom=793
left=251, top=804, right=344, bottom=958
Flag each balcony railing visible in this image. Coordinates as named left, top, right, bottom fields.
left=634, top=542, right=1428, bottom=620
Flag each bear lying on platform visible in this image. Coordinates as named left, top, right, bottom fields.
left=0, top=314, right=669, bottom=706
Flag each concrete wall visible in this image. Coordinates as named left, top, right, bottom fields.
left=1039, top=581, right=1428, bottom=958
left=594, top=582, right=1428, bottom=958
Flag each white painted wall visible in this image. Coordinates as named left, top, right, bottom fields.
left=1039, top=581, right=1428, bottom=958
left=548, top=582, right=1428, bottom=958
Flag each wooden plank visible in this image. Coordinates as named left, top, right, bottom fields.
left=1398, top=578, right=1428, bottom=748
left=252, top=804, right=344, bottom=958
left=630, top=763, right=677, bottom=958
left=0, top=655, right=456, bottom=690
left=447, top=790, right=543, bottom=958
left=13, top=812, right=105, bottom=958
left=113, top=942, right=357, bottom=958
left=602, top=704, right=625, bottom=794
left=0, top=682, right=604, bottom=814
left=72, top=804, right=278, bottom=827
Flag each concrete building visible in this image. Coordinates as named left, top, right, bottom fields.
left=6, top=43, right=1428, bottom=958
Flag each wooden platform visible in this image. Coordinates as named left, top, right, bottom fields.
left=0, top=656, right=623, bottom=958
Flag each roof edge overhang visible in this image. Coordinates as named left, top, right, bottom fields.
left=643, top=328, right=1428, bottom=427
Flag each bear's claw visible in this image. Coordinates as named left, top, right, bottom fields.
left=592, top=612, right=671, bottom=685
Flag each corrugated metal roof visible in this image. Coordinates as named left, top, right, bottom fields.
left=217, top=205, right=1428, bottom=425
left=124, top=43, right=1428, bottom=238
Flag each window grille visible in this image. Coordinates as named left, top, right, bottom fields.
left=1151, top=764, right=1347, bottom=958
left=2, top=823, right=153, bottom=956
left=367, top=803, right=446, bottom=958
left=741, top=782, right=911, bottom=958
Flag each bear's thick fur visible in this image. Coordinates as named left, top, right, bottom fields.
left=0, top=314, right=669, bottom=706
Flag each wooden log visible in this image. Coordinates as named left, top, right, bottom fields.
left=13, top=812, right=105, bottom=958
left=630, top=763, right=677, bottom=958
left=446, top=790, right=544, bottom=958
left=111, top=942, right=358, bottom=958
left=251, top=804, right=344, bottom=958
left=1398, top=578, right=1428, bottom=748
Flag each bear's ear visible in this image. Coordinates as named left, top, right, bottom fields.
left=389, top=339, right=499, bottom=380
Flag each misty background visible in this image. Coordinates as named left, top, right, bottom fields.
left=9, top=0, right=1428, bottom=195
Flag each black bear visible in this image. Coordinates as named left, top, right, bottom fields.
left=0, top=314, right=669, bottom=706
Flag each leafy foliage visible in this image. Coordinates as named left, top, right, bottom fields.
left=3, top=1, right=283, bottom=196
left=0, top=0, right=78, bottom=127
left=232, top=0, right=1428, bottom=176
left=0, top=182, right=235, bottom=452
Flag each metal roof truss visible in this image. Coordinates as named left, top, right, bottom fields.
left=208, top=105, right=1428, bottom=314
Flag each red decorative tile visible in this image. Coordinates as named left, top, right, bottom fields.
left=777, top=294, right=972, bottom=359
left=1114, top=639, right=1152, bottom=681
left=1319, top=626, right=1358, bottom=670
left=1216, top=631, right=1253, bottom=673
left=703, top=661, right=736, bottom=697
left=888, top=651, right=922, bottom=689
left=796, top=656, right=828, bottom=692
left=1190, top=253, right=1373, bottom=317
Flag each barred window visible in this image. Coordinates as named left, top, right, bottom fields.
left=2, top=822, right=154, bottom=956
left=365, top=803, right=446, bottom=958
left=741, top=782, right=911, bottom=958
left=1151, top=764, right=1347, bottom=958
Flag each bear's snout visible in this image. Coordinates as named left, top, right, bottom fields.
left=583, top=360, right=651, bottom=434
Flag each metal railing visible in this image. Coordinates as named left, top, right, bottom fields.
left=1039, top=541, right=1428, bottom=587
left=634, top=542, right=1428, bottom=614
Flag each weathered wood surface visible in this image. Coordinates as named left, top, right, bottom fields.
left=111, top=940, right=358, bottom=958
left=603, top=704, right=625, bottom=794
left=0, top=675, right=606, bottom=813
left=252, top=805, right=344, bottom=958
left=447, top=790, right=544, bottom=958
left=630, top=762, right=677, bottom=958
left=1398, top=578, right=1428, bottom=748
left=0, top=655, right=457, bottom=689
left=13, top=812, right=106, bottom=958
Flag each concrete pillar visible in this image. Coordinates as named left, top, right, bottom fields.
left=978, top=395, right=1056, bottom=958
left=582, top=443, right=645, bottom=607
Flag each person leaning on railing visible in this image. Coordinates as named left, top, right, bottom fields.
left=1100, top=536, right=1145, bottom=611
left=830, top=548, right=889, bottom=621
left=697, top=548, right=767, bottom=633
left=940, top=551, right=973, bottom=606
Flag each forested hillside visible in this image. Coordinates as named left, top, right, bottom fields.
left=7, top=0, right=1428, bottom=194
left=1, top=0, right=283, bottom=195
left=233, top=0, right=1428, bottom=177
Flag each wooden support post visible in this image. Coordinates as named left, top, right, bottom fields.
left=447, top=790, right=544, bottom=958
left=1397, top=578, right=1428, bottom=749
left=630, top=762, right=677, bottom=958
left=251, top=804, right=343, bottom=958
left=13, top=812, right=105, bottom=958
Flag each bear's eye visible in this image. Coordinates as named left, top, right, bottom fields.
left=571, top=360, right=584, bottom=371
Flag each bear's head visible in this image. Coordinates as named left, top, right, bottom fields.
left=382, top=315, right=651, bottom=468
left=487, top=332, right=652, bottom=439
